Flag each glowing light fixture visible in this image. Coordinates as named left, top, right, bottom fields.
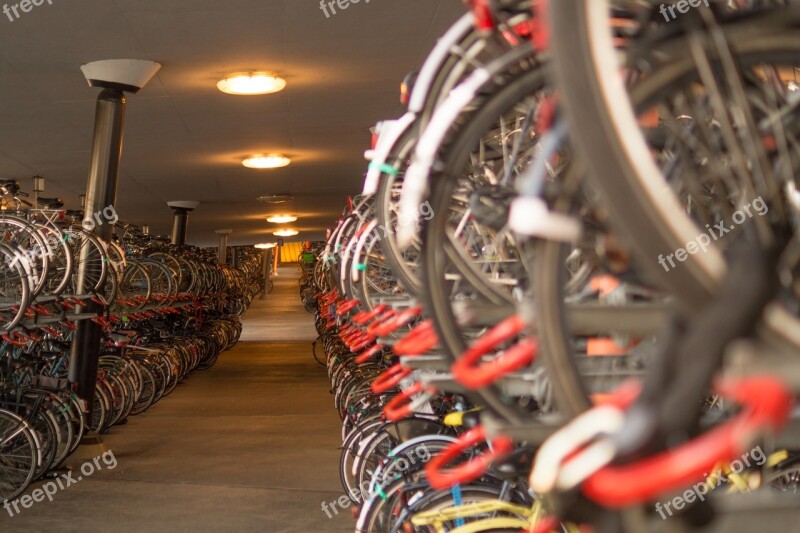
left=217, top=72, right=286, bottom=95
left=255, top=243, right=277, bottom=249
left=266, top=214, right=298, bottom=224
left=243, top=154, right=291, bottom=169
left=257, top=194, right=293, bottom=204
left=273, top=229, right=299, bottom=237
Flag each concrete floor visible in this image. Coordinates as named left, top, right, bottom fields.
left=2, top=266, right=352, bottom=532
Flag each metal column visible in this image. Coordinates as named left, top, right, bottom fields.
left=167, top=201, right=198, bottom=246
left=216, top=230, right=232, bottom=265
left=171, top=208, right=189, bottom=245
left=261, top=249, right=270, bottom=299
left=69, top=89, right=126, bottom=410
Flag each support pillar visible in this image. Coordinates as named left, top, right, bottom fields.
left=69, top=59, right=161, bottom=429
left=168, top=201, right=199, bottom=246
left=69, top=88, right=126, bottom=414
left=261, top=248, right=270, bottom=299
left=216, top=230, right=232, bottom=265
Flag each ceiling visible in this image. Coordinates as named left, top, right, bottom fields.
left=0, top=0, right=466, bottom=246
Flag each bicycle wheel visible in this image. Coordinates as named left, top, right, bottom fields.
left=0, top=242, right=31, bottom=331
left=25, top=400, right=59, bottom=479
left=542, top=17, right=800, bottom=415
left=0, top=409, right=37, bottom=502
left=118, top=260, right=152, bottom=309
left=36, top=224, right=72, bottom=296
left=421, top=48, right=547, bottom=425
left=548, top=1, right=800, bottom=309
left=66, top=228, right=108, bottom=294
left=0, top=214, right=49, bottom=298
left=89, top=382, right=112, bottom=434
left=129, top=363, right=157, bottom=416
left=36, top=393, right=74, bottom=471
left=354, top=418, right=447, bottom=500
left=375, top=4, right=536, bottom=295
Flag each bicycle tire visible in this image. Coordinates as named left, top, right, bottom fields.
left=548, top=0, right=800, bottom=309
left=421, top=49, right=546, bottom=425
left=0, top=409, right=38, bottom=502
left=542, top=22, right=800, bottom=416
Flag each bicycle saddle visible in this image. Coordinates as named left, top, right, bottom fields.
left=0, top=179, right=20, bottom=195
left=37, top=197, right=64, bottom=209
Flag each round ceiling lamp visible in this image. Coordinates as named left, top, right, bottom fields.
left=217, top=72, right=286, bottom=95
left=266, top=215, right=298, bottom=224
left=257, top=194, right=294, bottom=204
left=273, top=229, right=299, bottom=237
left=243, top=154, right=291, bottom=169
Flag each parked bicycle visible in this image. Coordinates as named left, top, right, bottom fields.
left=307, top=1, right=800, bottom=531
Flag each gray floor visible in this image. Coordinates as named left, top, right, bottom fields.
left=2, top=267, right=353, bottom=532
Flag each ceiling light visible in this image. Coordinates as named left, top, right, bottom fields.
left=255, top=243, right=277, bottom=249
left=257, top=194, right=294, bottom=204
left=243, top=154, right=291, bottom=169
left=217, top=72, right=286, bottom=95
left=273, top=229, right=299, bottom=237
left=267, top=215, right=298, bottom=224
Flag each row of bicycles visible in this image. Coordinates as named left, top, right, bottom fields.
left=0, top=180, right=263, bottom=503
left=310, top=1, right=800, bottom=531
